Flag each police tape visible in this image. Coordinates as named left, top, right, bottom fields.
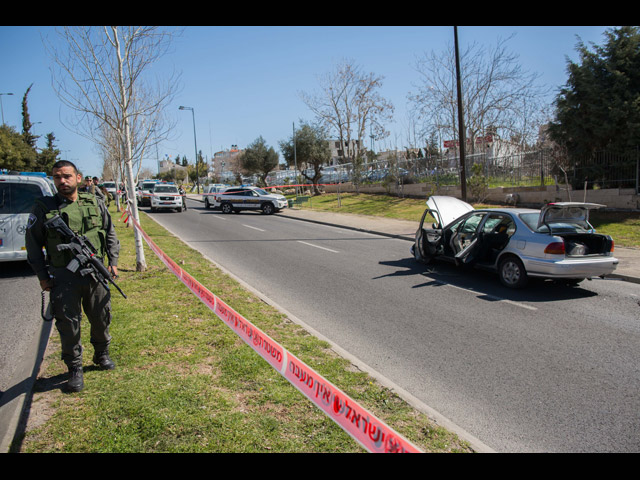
left=126, top=212, right=423, bottom=453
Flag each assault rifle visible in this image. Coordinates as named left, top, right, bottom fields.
left=43, top=214, right=127, bottom=299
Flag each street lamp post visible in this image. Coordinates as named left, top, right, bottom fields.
left=179, top=105, right=200, bottom=194
left=0, top=93, right=14, bottom=125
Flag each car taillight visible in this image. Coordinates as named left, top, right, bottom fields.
left=610, top=239, right=615, bottom=252
left=544, top=242, right=565, bottom=255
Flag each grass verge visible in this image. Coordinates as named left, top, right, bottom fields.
left=16, top=206, right=472, bottom=453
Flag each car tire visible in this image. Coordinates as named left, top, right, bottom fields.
left=221, top=202, right=233, bottom=214
left=204, top=199, right=210, bottom=209
left=261, top=202, right=275, bottom=215
left=498, top=255, right=528, bottom=289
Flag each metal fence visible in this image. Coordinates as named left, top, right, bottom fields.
left=267, top=148, right=639, bottom=194
left=320, top=148, right=639, bottom=193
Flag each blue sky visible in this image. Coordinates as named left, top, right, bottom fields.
left=0, top=26, right=612, bottom=177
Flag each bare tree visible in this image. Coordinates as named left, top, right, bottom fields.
left=300, top=59, right=394, bottom=189
left=45, top=26, right=181, bottom=271
left=409, top=35, right=549, bottom=155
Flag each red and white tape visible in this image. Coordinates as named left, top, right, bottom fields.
left=127, top=213, right=423, bottom=453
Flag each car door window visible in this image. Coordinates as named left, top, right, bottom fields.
left=460, top=213, right=484, bottom=234
left=482, top=214, right=515, bottom=236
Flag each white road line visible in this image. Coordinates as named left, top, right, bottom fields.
left=444, top=283, right=538, bottom=311
left=243, top=224, right=266, bottom=232
left=297, top=241, right=339, bottom=253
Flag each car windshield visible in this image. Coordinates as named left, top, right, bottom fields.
left=143, top=183, right=156, bottom=190
left=154, top=186, right=178, bottom=193
left=253, top=188, right=269, bottom=195
left=103, top=182, right=116, bottom=188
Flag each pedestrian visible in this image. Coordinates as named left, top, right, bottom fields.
left=92, top=176, right=106, bottom=202
left=178, top=184, right=187, bottom=211
left=100, top=186, right=112, bottom=207
left=81, top=175, right=93, bottom=193
left=25, top=160, right=120, bottom=393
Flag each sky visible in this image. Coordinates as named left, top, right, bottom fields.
left=0, top=25, right=613, bottom=178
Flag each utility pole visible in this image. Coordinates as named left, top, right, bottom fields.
left=454, top=26, right=467, bottom=201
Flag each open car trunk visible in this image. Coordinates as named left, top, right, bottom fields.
left=558, top=233, right=614, bottom=256
left=538, top=202, right=614, bottom=257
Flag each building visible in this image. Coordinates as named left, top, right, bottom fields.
left=211, top=145, right=243, bottom=182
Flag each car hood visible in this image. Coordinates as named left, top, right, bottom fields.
left=538, top=202, right=604, bottom=229
left=426, top=196, right=474, bottom=227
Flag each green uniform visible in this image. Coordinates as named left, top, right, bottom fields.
left=25, top=192, right=120, bottom=368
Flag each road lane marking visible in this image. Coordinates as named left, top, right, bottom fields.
left=442, top=283, right=538, bottom=311
left=297, top=241, right=339, bottom=253
left=243, top=224, right=266, bottom=232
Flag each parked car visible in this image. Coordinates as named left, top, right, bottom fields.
left=137, top=180, right=159, bottom=206
left=0, top=172, right=55, bottom=262
left=150, top=184, right=183, bottom=212
left=202, top=184, right=228, bottom=209
left=410, top=195, right=618, bottom=288
left=212, top=186, right=287, bottom=214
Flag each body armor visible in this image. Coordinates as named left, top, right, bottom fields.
left=36, top=192, right=107, bottom=268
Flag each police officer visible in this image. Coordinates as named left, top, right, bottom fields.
left=81, top=175, right=105, bottom=202
left=25, top=160, right=120, bottom=393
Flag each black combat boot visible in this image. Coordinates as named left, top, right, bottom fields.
left=93, top=351, right=116, bottom=370
left=67, top=365, right=84, bottom=392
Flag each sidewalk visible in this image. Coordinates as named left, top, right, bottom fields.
left=187, top=194, right=640, bottom=285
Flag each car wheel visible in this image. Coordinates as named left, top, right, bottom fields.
left=221, top=202, right=233, bottom=214
left=261, top=202, right=275, bottom=215
left=498, top=256, right=528, bottom=288
left=204, top=199, right=210, bottom=209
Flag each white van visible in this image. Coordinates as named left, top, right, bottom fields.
left=0, top=172, right=55, bottom=262
left=202, top=184, right=228, bottom=209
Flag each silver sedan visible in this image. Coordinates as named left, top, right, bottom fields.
left=411, top=196, right=618, bottom=288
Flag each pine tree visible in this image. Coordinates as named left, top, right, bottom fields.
left=550, top=26, right=640, bottom=156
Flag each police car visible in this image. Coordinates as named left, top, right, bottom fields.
left=212, top=186, right=287, bottom=214
left=0, top=172, right=55, bottom=262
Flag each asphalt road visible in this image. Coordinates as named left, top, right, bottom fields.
left=0, top=261, right=52, bottom=452
left=147, top=200, right=640, bottom=452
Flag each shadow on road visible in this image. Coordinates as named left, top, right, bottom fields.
left=376, top=256, right=604, bottom=304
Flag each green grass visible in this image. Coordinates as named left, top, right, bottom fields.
left=590, top=211, right=640, bottom=248
left=292, top=192, right=429, bottom=222
left=292, top=192, right=639, bottom=248
left=18, top=206, right=471, bottom=453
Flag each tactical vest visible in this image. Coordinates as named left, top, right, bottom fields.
left=36, top=192, right=107, bottom=268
